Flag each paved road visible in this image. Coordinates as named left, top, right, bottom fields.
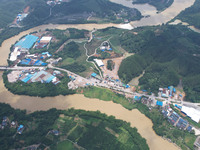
left=0, top=66, right=45, bottom=70
left=1, top=65, right=200, bottom=110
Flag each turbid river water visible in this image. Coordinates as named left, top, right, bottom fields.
left=0, top=0, right=197, bottom=149
left=111, top=0, right=195, bottom=27
left=0, top=72, right=179, bottom=150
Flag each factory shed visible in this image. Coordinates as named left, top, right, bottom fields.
left=10, top=47, right=21, bottom=61
left=94, top=59, right=104, bottom=67
left=15, top=35, right=38, bottom=49
left=40, top=36, right=52, bottom=43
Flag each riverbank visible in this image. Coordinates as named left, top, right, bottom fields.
left=0, top=72, right=179, bottom=150
left=0, top=0, right=198, bottom=148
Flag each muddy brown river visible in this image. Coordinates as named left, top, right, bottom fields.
left=0, top=71, right=178, bottom=150
left=0, top=0, right=196, bottom=148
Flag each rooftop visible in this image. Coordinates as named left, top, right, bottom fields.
left=15, top=35, right=38, bottom=49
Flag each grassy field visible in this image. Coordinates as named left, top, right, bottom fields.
left=48, top=110, right=149, bottom=150
left=60, top=57, right=75, bottom=66
left=109, top=37, right=126, bottom=54
left=54, top=140, right=76, bottom=150
left=79, top=86, right=136, bottom=110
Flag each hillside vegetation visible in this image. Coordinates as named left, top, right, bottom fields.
left=0, top=0, right=27, bottom=28
left=24, top=0, right=142, bottom=26
left=132, top=0, right=174, bottom=11
left=177, top=0, right=200, bottom=28
left=118, top=25, right=200, bottom=102
left=0, top=103, right=149, bottom=150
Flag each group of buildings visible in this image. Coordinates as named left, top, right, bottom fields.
left=10, top=34, right=52, bottom=63
left=162, top=105, right=194, bottom=132
left=12, top=6, right=30, bottom=26
left=0, top=116, right=24, bottom=135
left=164, top=108, right=192, bottom=131
left=100, top=41, right=112, bottom=51
left=159, top=86, right=181, bottom=99
left=7, top=33, right=62, bottom=85
left=18, top=69, right=61, bottom=85
left=47, top=0, right=66, bottom=6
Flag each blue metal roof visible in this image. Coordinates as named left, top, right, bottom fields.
left=156, top=101, right=163, bottom=106
left=15, top=35, right=38, bottom=49
left=91, top=73, right=97, bottom=77
left=175, top=104, right=182, bottom=109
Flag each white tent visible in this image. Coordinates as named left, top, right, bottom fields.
left=181, top=106, right=200, bottom=123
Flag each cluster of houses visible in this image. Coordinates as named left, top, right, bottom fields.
left=100, top=41, right=112, bottom=51
left=162, top=106, right=193, bottom=132
left=0, top=116, right=24, bottom=134
left=7, top=69, right=62, bottom=85
left=12, top=6, right=30, bottom=26
left=18, top=69, right=61, bottom=85
left=19, top=52, right=52, bottom=66
left=90, top=72, right=130, bottom=89
left=159, top=86, right=183, bottom=100
left=46, top=0, right=68, bottom=6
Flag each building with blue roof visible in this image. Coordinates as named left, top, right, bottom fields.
left=175, top=104, right=182, bottom=110
left=156, top=101, right=163, bottom=106
left=134, top=96, right=141, bottom=101
left=91, top=73, right=97, bottom=77
left=15, top=35, right=38, bottom=49
left=17, top=125, right=24, bottom=134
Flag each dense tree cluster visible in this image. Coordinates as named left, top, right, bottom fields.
left=0, top=103, right=149, bottom=150
left=119, top=25, right=200, bottom=102
left=61, top=62, right=86, bottom=73
left=107, top=60, right=115, bottom=71
left=3, top=71, right=75, bottom=97
left=132, top=0, right=174, bottom=11
left=177, top=0, right=200, bottom=28
left=57, top=41, right=81, bottom=59
left=118, top=55, right=150, bottom=83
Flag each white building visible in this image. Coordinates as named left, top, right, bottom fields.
left=181, top=106, right=200, bottom=123
left=94, top=59, right=104, bottom=67
left=10, top=47, right=21, bottom=61
left=40, top=36, right=52, bottom=43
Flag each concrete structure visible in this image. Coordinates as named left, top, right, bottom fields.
left=94, top=59, right=104, bottom=67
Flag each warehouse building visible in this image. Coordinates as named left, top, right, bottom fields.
left=15, top=35, right=38, bottom=49
left=94, top=59, right=104, bottom=67
left=181, top=106, right=200, bottom=123
left=10, top=47, right=21, bottom=61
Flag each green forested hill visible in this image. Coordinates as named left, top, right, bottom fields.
left=132, top=0, right=174, bottom=11
left=118, top=25, right=200, bottom=102
left=0, top=0, right=27, bottom=28
left=0, top=103, right=149, bottom=150
left=23, top=0, right=142, bottom=26
left=177, top=0, right=200, bottom=28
